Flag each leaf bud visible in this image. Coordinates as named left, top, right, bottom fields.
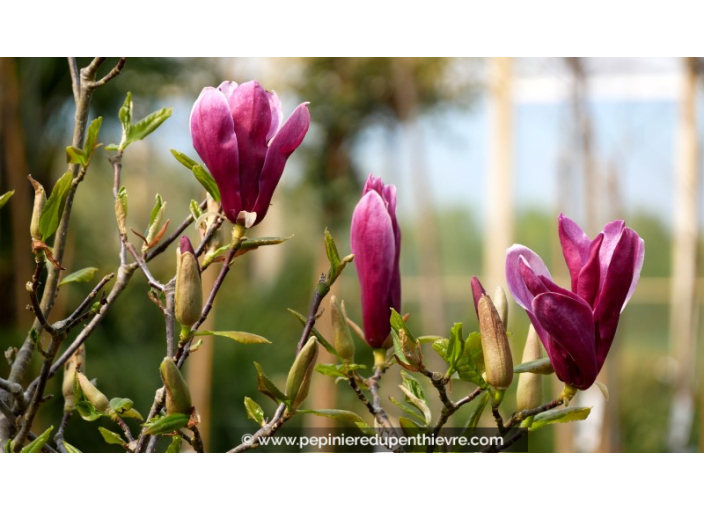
left=285, top=336, right=319, bottom=411
left=160, top=357, right=193, bottom=415
left=330, top=296, right=355, bottom=364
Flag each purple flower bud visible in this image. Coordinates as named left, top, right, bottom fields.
left=190, top=81, right=310, bottom=227
left=505, top=215, right=644, bottom=390
left=350, top=175, right=401, bottom=348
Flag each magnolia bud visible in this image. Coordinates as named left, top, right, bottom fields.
left=493, top=286, right=508, bottom=327
left=472, top=277, right=513, bottom=391
left=517, top=325, right=543, bottom=411
left=175, top=236, right=202, bottom=327
left=160, top=357, right=192, bottom=415
left=77, top=372, right=109, bottom=413
left=286, top=336, right=319, bottom=410
left=62, top=346, right=85, bottom=412
left=330, top=296, right=355, bottom=364
left=28, top=175, right=46, bottom=241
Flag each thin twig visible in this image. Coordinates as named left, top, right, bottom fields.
left=54, top=411, right=71, bottom=452
left=62, top=273, right=114, bottom=326
left=190, top=425, right=204, bottom=453
left=67, top=58, right=80, bottom=104
left=164, top=281, right=176, bottom=358
left=125, top=241, right=165, bottom=291
left=228, top=405, right=289, bottom=453
left=89, top=58, right=126, bottom=89
left=115, top=415, right=135, bottom=445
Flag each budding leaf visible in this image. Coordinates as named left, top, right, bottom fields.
left=254, top=362, right=288, bottom=404
left=390, top=309, right=415, bottom=343
left=189, top=199, right=202, bottom=222
left=119, top=92, right=133, bottom=130
left=166, top=435, right=182, bottom=453
left=298, top=409, right=368, bottom=428
left=21, top=426, right=53, bottom=453
left=59, top=267, right=98, bottom=287
left=83, top=117, right=103, bottom=163
left=446, top=323, right=465, bottom=373
left=513, top=357, right=554, bottom=375
left=170, top=149, right=199, bottom=171
left=194, top=330, right=271, bottom=345
left=389, top=396, right=427, bottom=424
left=39, top=170, right=73, bottom=240
left=530, top=406, right=592, bottom=431
left=0, top=190, right=15, bottom=210
left=148, top=194, right=165, bottom=232
left=65, top=146, right=87, bottom=166
left=109, top=397, right=143, bottom=421
left=324, top=228, right=341, bottom=273
left=143, top=413, right=189, bottom=435
left=63, top=441, right=82, bottom=453
left=99, top=427, right=126, bottom=447
left=244, top=397, right=265, bottom=427
left=287, top=308, right=338, bottom=358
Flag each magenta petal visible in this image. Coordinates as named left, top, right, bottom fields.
left=350, top=192, right=396, bottom=347
left=622, top=235, right=645, bottom=311
left=533, top=292, right=598, bottom=389
left=471, top=277, right=486, bottom=314
left=266, top=91, right=283, bottom=142
left=252, top=103, right=310, bottom=225
left=190, top=87, right=241, bottom=221
left=598, top=219, right=626, bottom=292
left=593, top=228, right=639, bottom=367
left=576, top=233, right=603, bottom=307
left=227, top=81, right=273, bottom=211
left=217, top=81, right=239, bottom=100
left=558, top=214, right=592, bottom=289
left=506, top=245, right=552, bottom=311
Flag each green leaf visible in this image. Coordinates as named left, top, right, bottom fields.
left=389, top=396, right=427, bottom=424
left=39, top=170, right=73, bottom=240
left=65, top=146, right=87, bottom=166
left=530, top=406, right=592, bottom=431
left=119, top=92, right=133, bottom=129
left=75, top=401, right=104, bottom=422
left=399, top=416, right=426, bottom=441
left=287, top=308, right=338, bottom=358
left=189, top=199, right=202, bottom=221
left=244, top=397, right=265, bottom=427
left=453, top=392, right=489, bottom=452
left=148, top=194, right=164, bottom=230
left=399, top=384, right=431, bottom=425
left=513, top=357, right=554, bottom=375
left=194, top=330, right=271, bottom=344
left=0, top=190, right=15, bottom=210
left=63, top=441, right=82, bottom=453
left=83, top=117, right=103, bottom=161
left=190, top=164, right=221, bottom=202
left=433, top=336, right=486, bottom=388
left=143, top=413, right=190, bottom=435
left=171, top=149, right=199, bottom=171
left=298, top=409, right=368, bottom=426
left=108, top=397, right=143, bottom=420
left=104, top=144, right=120, bottom=151
left=417, top=335, right=446, bottom=344
left=128, top=107, right=172, bottom=144
left=165, top=435, right=182, bottom=453
left=401, top=371, right=425, bottom=401
left=59, top=267, right=98, bottom=286
left=466, top=332, right=485, bottom=373
left=390, top=309, right=415, bottom=343
left=314, top=364, right=347, bottom=379
left=324, top=228, right=341, bottom=272
left=254, top=362, right=288, bottom=404
left=99, top=427, right=126, bottom=446
left=446, top=323, right=465, bottom=373
left=21, top=426, right=53, bottom=453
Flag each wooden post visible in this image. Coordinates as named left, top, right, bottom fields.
left=668, top=57, right=700, bottom=451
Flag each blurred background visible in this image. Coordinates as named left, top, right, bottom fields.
left=0, top=57, right=701, bottom=452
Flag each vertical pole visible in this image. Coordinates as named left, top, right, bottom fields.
left=668, top=57, right=700, bottom=451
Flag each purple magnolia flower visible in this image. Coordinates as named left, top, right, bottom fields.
left=350, top=175, right=401, bottom=349
left=506, top=214, right=644, bottom=390
left=190, top=80, right=310, bottom=227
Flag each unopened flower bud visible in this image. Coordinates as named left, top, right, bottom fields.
left=77, top=372, right=109, bottom=413
left=330, top=296, right=355, bottom=364
left=160, top=357, right=193, bottom=415
left=62, top=346, right=85, bottom=412
left=472, top=277, right=513, bottom=391
left=175, top=236, right=202, bottom=327
left=493, top=286, right=508, bottom=327
left=285, top=336, right=319, bottom=410
left=517, top=325, right=543, bottom=411
left=28, top=175, right=46, bottom=241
